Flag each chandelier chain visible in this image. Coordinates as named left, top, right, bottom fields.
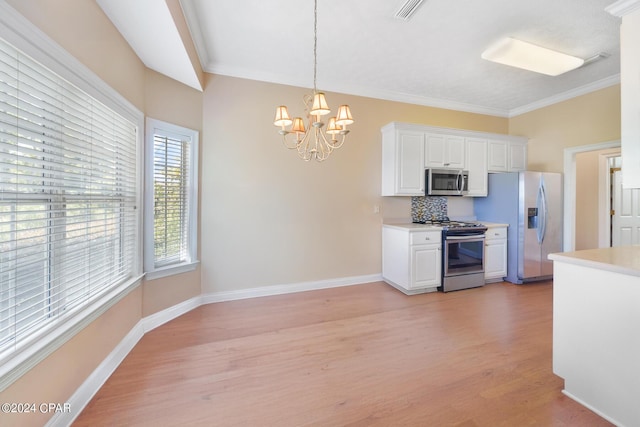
left=313, top=0, right=318, bottom=93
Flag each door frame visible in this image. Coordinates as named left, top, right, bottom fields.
left=599, top=157, right=621, bottom=247
left=563, top=140, right=621, bottom=252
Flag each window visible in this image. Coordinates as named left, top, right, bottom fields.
left=144, top=119, right=198, bottom=279
left=0, top=36, right=141, bottom=363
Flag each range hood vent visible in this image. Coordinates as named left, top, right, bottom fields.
left=394, top=0, right=426, bottom=20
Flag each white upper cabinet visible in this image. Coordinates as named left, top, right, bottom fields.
left=488, top=140, right=508, bottom=172
left=381, top=122, right=527, bottom=196
left=382, top=126, right=425, bottom=196
left=396, top=132, right=426, bottom=195
left=425, top=134, right=466, bottom=169
left=466, top=138, right=488, bottom=197
left=488, top=139, right=527, bottom=172
left=509, top=140, right=527, bottom=171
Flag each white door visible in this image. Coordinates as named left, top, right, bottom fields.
left=612, top=170, right=640, bottom=246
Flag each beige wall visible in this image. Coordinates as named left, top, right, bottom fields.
left=509, top=85, right=621, bottom=173
left=200, top=74, right=508, bottom=293
left=575, top=150, right=605, bottom=250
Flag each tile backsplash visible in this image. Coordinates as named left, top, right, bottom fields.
left=411, top=196, right=447, bottom=222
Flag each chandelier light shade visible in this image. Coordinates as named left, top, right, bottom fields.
left=336, top=105, right=354, bottom=125
left=310, top=92, right=331, bottom=116
left=273, top=106, right=293, bottom=127
left=273, top=0, right=354, bottom=162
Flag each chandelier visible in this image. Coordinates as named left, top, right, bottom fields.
left=273, top=0, right=354, bottom=162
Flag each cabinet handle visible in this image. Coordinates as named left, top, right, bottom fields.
left=444, top=163, right=450, bottom=166
left=425, top=237, right=430, bottom=240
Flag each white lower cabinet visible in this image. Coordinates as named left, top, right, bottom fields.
left=484, top=226, right=507, bottom=282
left=382, top=226, right=441, bottom=294
left=411, top=243, right=441, bottom=289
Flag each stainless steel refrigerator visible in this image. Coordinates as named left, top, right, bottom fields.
left=474, top=171, right=563, bottom=284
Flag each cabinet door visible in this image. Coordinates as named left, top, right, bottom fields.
left=445, top=136, right=466, bottom=169
left=488, top=140, right=508, bottom=172
left=484, top=239, right=507, bottom=280
left=411, top=245, right=441, bottom=289
left=509, top=142, right=527, bottom=171
left=425, top=134, right=445, bottom=168
left=465, top=138, right=488, bottom=197
left=396, top=131, right=425, bottom=195
left=425, top=134, right=466, bottom=169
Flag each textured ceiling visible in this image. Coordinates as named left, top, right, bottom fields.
left=178, top=0, right=620, bottom=117
left=102, top=0, right=621, bottom=117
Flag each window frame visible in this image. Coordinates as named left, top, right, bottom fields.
left=144, top=118, right=199, bottom=280
left=0, top=1, right=144, bottom=391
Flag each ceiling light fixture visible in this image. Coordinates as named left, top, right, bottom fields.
left=481, top=37, right=585, bottom=76
left=273, top=0, right=354, bottom=162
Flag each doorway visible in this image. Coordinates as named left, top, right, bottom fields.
left=563, top=140, right=620, bottom=252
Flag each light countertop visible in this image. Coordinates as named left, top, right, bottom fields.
left=481, top=222, right=509, bottom=228
left=383, top=221, right=508, bottom=231
left=383, top=223, right=442, bottom=231
left=549, top=246, right=640, bottom=278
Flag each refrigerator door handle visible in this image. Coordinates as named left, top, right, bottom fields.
left=538, top=184, right=548, bottom=244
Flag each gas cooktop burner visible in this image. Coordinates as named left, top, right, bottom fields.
left=413, top=220, right=488, bottom=233
left=413, top=220, right=482, bottom=227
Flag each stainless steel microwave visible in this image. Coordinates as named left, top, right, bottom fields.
left=425, top=168, right=469, bottom=196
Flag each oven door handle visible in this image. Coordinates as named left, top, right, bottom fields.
left=445, top=235, right=485, bottom=241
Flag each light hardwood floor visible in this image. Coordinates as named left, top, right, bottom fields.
left=73, top=281, right=612, bottom=426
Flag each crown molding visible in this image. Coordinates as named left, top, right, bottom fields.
left=178, top=0, right=211, bottom=75
left=207, top=62, right=621, bottom=120
left=606, top=0, right=640, bottom=17
left=509, top=74, right=621, bottom=117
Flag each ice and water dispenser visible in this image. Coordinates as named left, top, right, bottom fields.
left=527, top=207, right=538, bottom=228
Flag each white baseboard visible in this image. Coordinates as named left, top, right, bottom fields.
left=561, top=389, right=624, bottom=427
left=46, top=323, right=145, bottom=427
left=46, top=274, right=382, bottom=426
left=141, top=295, right=203, bottom=333
left=201, top=274, right=382, bottom=304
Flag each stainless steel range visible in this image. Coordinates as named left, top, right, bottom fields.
left=413, top=220, right=488, bottom=292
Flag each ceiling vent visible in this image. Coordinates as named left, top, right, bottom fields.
left=394, top=0, right=425, bottom=21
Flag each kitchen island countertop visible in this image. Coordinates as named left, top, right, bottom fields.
left=549, top=245, right=640, bottom=278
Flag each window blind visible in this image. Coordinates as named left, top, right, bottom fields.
left=152, top=133, right=190, bottom=267
left=0, top=38, right=138, bottom=353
